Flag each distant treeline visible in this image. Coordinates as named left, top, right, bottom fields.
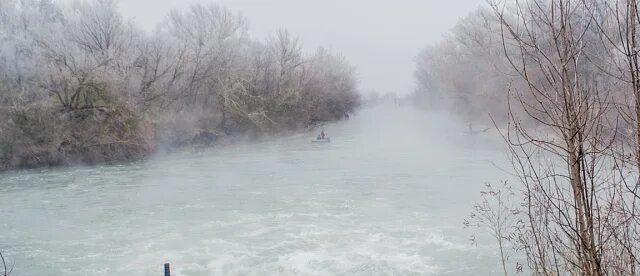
left=413, top=7, right=513, bottom=123
left=0, top=0, right=360, bottom=170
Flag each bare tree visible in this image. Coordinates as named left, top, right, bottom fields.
left=488, top=0, right=617, bottom=274
left=465, top=181, right=518, bottom=276
left=164, top=3, right=248, bottom=109
left=0, top=252, right=13, bottom=276
left=34, top=0, right=132, bottom=110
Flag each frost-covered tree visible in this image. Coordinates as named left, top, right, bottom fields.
left=0, top=0, right=360, bottom=170
left=413, top=7, right=512, bottom=123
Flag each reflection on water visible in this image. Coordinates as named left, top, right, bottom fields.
left=0, top=105, right=508, bottom=275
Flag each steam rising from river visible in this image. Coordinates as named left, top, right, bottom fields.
left=0, top=104, right=508, bottom=275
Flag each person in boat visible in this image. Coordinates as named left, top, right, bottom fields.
left=318, top=130, right=326, bottom=140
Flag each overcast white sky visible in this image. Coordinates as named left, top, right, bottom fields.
left=115, top=0, right=485, bottom=95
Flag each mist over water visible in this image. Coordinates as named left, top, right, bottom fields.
left=0, top=104, right=508, bottom=275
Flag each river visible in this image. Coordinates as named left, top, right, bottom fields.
left=0, top=105, right=509, bottom=275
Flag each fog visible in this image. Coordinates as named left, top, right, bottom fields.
left=8, top=0, right=640, bottom=275
left=115, top=0, right=485, bottom=95
left=0, top=1, right=513, bottom=275
left=0, top=104, right=509, bottom=275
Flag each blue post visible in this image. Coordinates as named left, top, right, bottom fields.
left=164, top=263, right=170, bottom=276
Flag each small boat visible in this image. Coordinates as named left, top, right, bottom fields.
left=312, top=137, right=331, bottom=143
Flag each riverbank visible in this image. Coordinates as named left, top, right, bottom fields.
left=0, top=103, right=355, bottom=172
left=0, top=105, right=152, bottom=171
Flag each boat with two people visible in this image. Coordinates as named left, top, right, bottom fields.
left=312, top=130, right=330, bottom=143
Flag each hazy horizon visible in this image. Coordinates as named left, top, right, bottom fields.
left=110, top=0, right=485, bottom=96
